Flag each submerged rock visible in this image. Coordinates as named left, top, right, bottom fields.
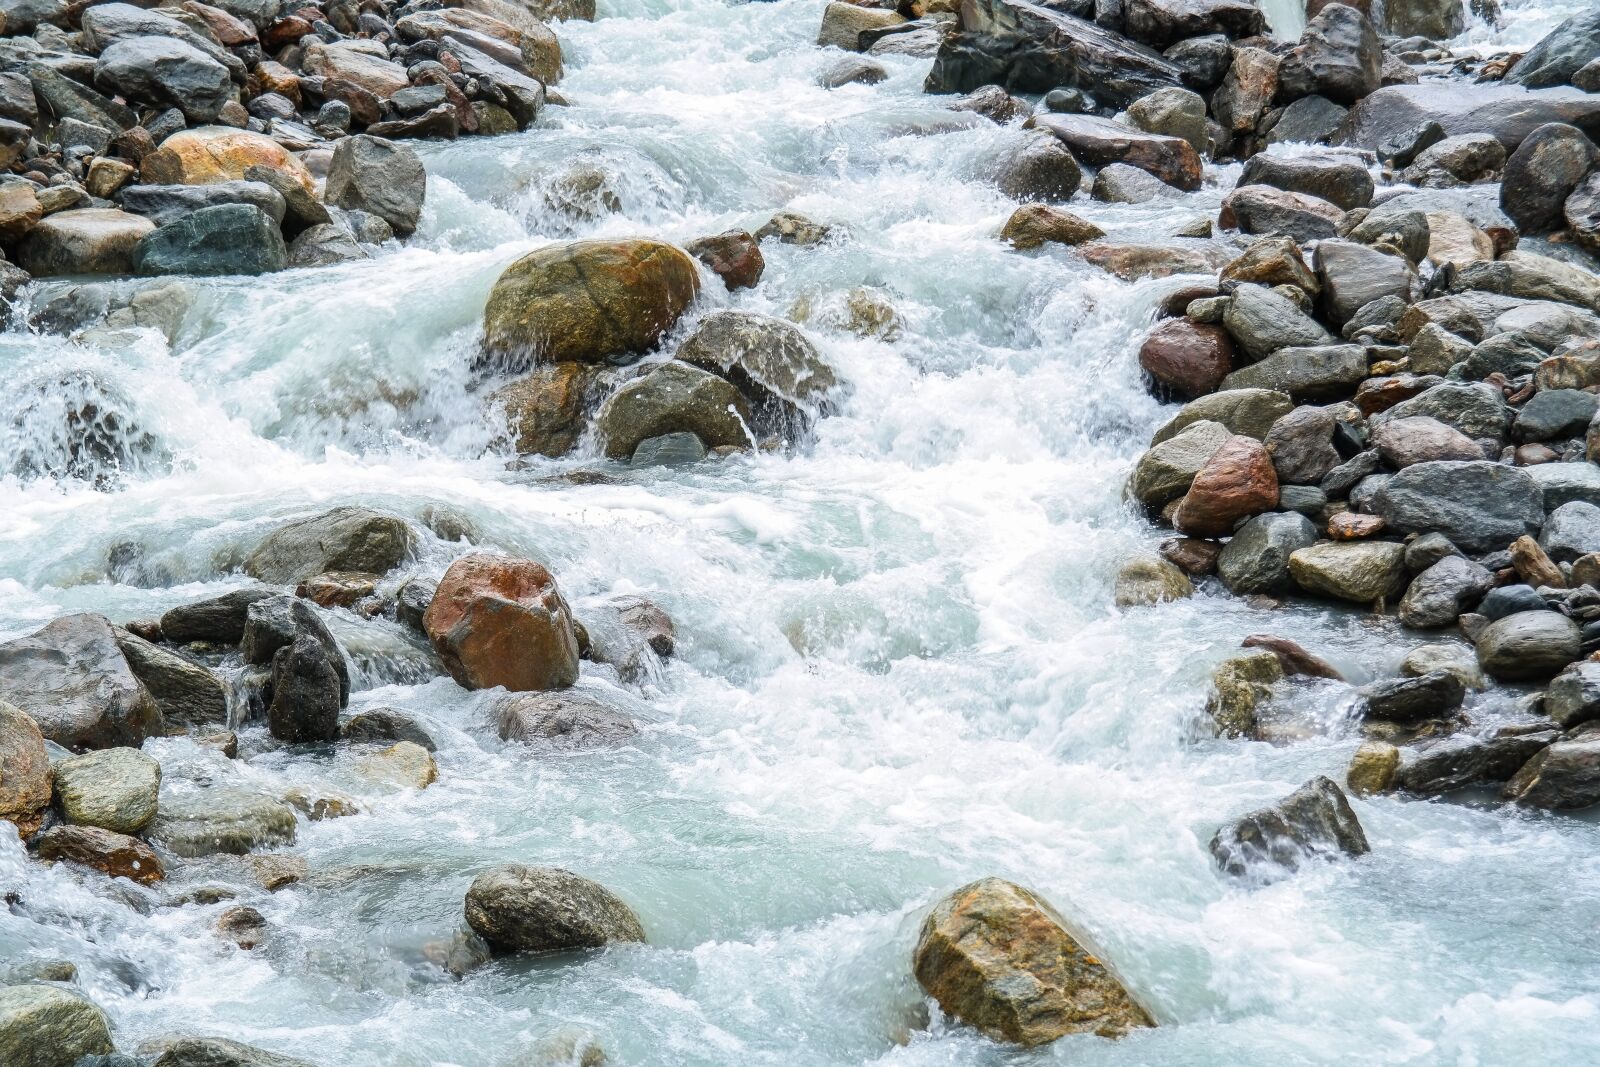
left=1209, top=775, right=1369, bottom=882
left=1113, top=555, right=1193, bottom=607
left=147, top=788, right=297, bottom=857
left=0, top=985, right=114, bottom=1067
left=145, top=1036, right=318, bottom=1067
left=911, top=877, right=1154, bottom=1047
left=497, top=688, right=639, bottom=749
left=675, top=311, right=837, bottom=442
left=464, top=864, right=645, bottom=954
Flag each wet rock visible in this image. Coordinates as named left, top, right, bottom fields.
left=323, top=135, right=426, bottom=237
left=594, top=361, right=752, bottom=460
left=1221, top=237, right=1319, bottom=294
left=1000, top=204, right=1103, bottom=249
left=284, top=786, right=357, bottom=821
left=356, top=740, right=437, bottom=789
left=912, top=877, right=1153, bottom=1046
left=756, top=211, right=832, bottom=245
left=1173, top=434, right=1278, bottom=537
left=498, top=688, right=639, bottom=749
left=820, top=55, right=887, bottom=88
left=1503, top=740, right=1600, bottom=810
left=1206, top=649, right=1283, bottom=738
left=0, top=984, right=114, bottom=1066
left=148, top=787, right=297, bottom=857
left=1360, top=670, right=1464, bottom=723
left=482, top=239, right=700, bottom=371
left=1209, top=775, right=1368, bottom=882
left=18, top=209, right=155, bottom=277
left=1152, top=388, right=1294, bottom=443
left=1091, top=162, right=1182, bottom=203
left=1289, top=540, right=1406, bottom=602
left=1313, top=240, right=1414, bottom=329
left=491, top=363, right=598, bottom=459
left=142, top=127, right=315, bottom=193
left=118, top=181, right=286, bottom=230
left=1540, top=502, right=1600, bottom=563
left=1401, top=641, right=1484, bottom=690
left=1263, top=405, right=1340, bottom=485
left=1479, top=584, right=1550, bottom=622
left=0, top=614, right=161, bottom=751
left=341, top=708, right=435, bottom=751
left=133, top=203, right=286, bottom=277
left=818, top=1, right=903, bottom=50
left=684, top=230, right=763, bottom=291
left=1515, top=389, right=1599, bottom=443
left=1505, top=5, right=1600, bottom=89
left=1080, top=239, right=1229, bottom=280
left=509, top=1028, right=609, bottom=1067
left=923, top=0, right=1185, bottom=109
left=1220, top=283, right=1333, bottom=361
left=244, top=506, right=417, bottom=584
left=1476, top=611, right=1581, bottom=682
left=950, top=85, right=1031, bottom=124
left=1113, top=554, right=1194, bottom=606
left=1401, top=133, right=1506, bottom=186
left=464, top=864, right=645, bottom=954
left=1217, top=511, right=1318, bottom=595
left=95, top=37, right=231, bottom=124
left=1162, top=537, right=1222, bottom=575
left=35, top=824, right=164, bottom=885
left=1341, top=82, right=1600, bottom=156
left=1128, top=418, right=1230, bottom=510
left=1370, top=461, right=1543, bottom=552
left=1424, top=210, right=1494, bottom=270
left=1028, top=112, right=1201, bottom=189
left=1449, top=253, right=1600, bottom=315
left=1220, top=344, right=1367, bottom=403
left=1220, top=185, right=1342, bottom=243
left=1500, top=122, right=1596, bottom=234
left=1398, top=555, right=1492, bottom=629
left=1267, top=95, right=1348, bottom=146
left=676, top=311, right=837, bottom=441
left=1406, top=324, right=1473, bottom=376
left=1510, top=534, right=1565, bottom=590
left=146, top=1037, right=317, bottom=1066
left=294, top=571, right=379, bottom=610
left=1238, top=151, right=1373, bottom=211
left=1372, top=416, right=1480, bottom=468
left=1278, top=3, right=1381, bottom=105
left=992, top=130, right=1082, bottom=203
left=577, top=594, right=674, bottom=675
left=0, top=701, right=51, bottom=840
left=1346, top=740, right=1399, bottom=795
left=160, top=589, right=277, bottom=645
left=1138, top=318, right=1231, bottom=399
left=267, top=634, right=342, bottom=744
left=1373, top=382, right=1508, bottom=442
left=53, top=746, right=159, bottom=834
left=423, top=553, right=580, bottom=693
left=1124, top=85, right=1207, bottom=154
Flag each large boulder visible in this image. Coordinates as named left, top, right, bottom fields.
left=1527, top=461, right=1600, bottom=511
left=1026, top=112, right=1201, bottom=190
left=0, top=985, right=114, bottom=1067
left=1500, top=123, right=1596, bottom=234
left=95, top=36, right=231, bottom=123
left=594, top=361, right=752, bottom=460
left=911, top=877, right=1153, bottom=1047
left=1505, top=5, right=1600, bottom=89
left=481, top=239, right=700, bottom=371
left=141, top=127, right=316, bottom=195
left=993, top=130, right=1082, bottom=203
left=1236, top=151, right=1373, bottom=211
left=923, top=0, right=1185, bottom=108
left=1288, top=540, right=1406, bottom=602
left=497, top=688, right=639, bottom=749
left=817, top=1, right=903, bottom=50
left=324, top=134, right=427, bottom=237
left=1113, top=555, right=1193, bottom=606
left=1138, top=318, right=1232, bottom=399
left=35, top=823, right=165, bottom=884
left=1504, top=741, right=1600, bottom=811
left=1123, top=0, right=1263, bottom=47
left=0, top=614, right=161, bottom=750
left=491, top=363, right=598, bottom=458
left=1371, top=416, right=1481, bottom=468
left=675, top=311, right=838, bottom=441
left=119, top=180, right=287, bottom=229
left=1127, top=418, right=1230, bottom=510
left=1370, top=461, right=1543, bottom=552
left=134, top=203, right=287, bottom=277
left=244, top=506, right=416, bottom=584
left=242, top=596, right=350, bottom=710
left=395, top=7, right=563, bottom=86
left=1217, top=511, right=1318, bottom=595
left=53, top=746, right=159, bottom=834
left=1547, top=662, right=1600, bottom=730
left=1277, top=4, right=1380, bottom=106
left=1397, top=555, right=1492, bottom=629
left=423, top=553, right=580, bottom=692
left=1313, top=241, right=1414, bottom=329
left=302, top=39, right=410, bottom=97
left=1219, top=185, right=1342, bottom=242
left=1475, top=611, right=1581, bottom=682
left=147, top=787, right=297, bottom=856
left=1219, top=344, right=1367, bottom=402
left=1150, top=388, right=1294, bottom=443
left=1338, top=83, right=1600, bottom=153
left=1220, top=284, right=1333, bottom=361
left=115, top=630, right=229, bottom=728
left=1209, top=775, right=1368, bottom=882
left=159, top=588, right=279, bottom=644
left=464, top=864, right=645, bottom=953
left=0, top=701, right=50, bottom=836
left=17, top=208, right=153, bottom=276
left=1124, top=86, right=1207, bottom=155
left=1373, top=382, right=1509, bottom=442
left=1381, top=0, right=1463, bottom=39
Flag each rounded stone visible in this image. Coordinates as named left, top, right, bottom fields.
left=53, top=746, right=160, bottom=834
left=464, top=864, right=645, bottom=954
left=1475, top=610, right=1582, bottom=682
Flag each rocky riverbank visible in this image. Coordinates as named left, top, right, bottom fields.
left=1, top=0, right=1600, bottom=1061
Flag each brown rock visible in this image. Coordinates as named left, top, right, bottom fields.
left=35, top=824, right=165, bottom=885
left=256, top=61, right=303, bottom=106
left=1241, top=634, right=1344, bottom=679
left=1160, top=536, right=1221, bottom=575
left=1514, top=442, right=1560, bottom=466
left=422, top=553, right=581, bottom=692
left=1510, top=534, right=1566, bottom=589
left=0, top=701, right=50, bottom=837
left=1080, top=240, right=1230, bottom=280
left=184, top=0, right=257, bottom=44
left=1173, top=435, right=1279, bottom=537
left=302, top=41, right=410, bottom=98
left=1220, top=236, right=1319, bottom=293
left=1139, top=318, right=1233, bottom=399
left=0, top=182, right=41, bottom=245
left=1329, top=511, right=1385, bottom=540
left=1212, top=46, right=1280, bottom=145
left=1372, top=415, right=1482, bottom=467
left=142, top=127, right=317, bottom=195
left=18, top=209, right=154, bottom=276
left=263, top=15, right=314, bottom=50
left=999, top=203, right=1104, bottom=250
left=84, top=158, right=136, bottom=200
left=294, top=571, right=380, bottom=608
left=490, top=362, right=598, bottom=458
left=1354, top=374, right=1438, bottom=416
left=913, top=877, right=1154, bottom=1047
left=1027, top=112, right=1202, bottom=190
left=215, top=905, right=267, bottom=948
left=684, top=229, right=764, bottom=290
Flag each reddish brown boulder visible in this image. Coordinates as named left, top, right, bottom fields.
left=35, top=825, right=165, bottom=885
left=0, top=701, right=50, bottom=837
left=1328, top=512, right=1385, bottom=540
left=423, top=554, right=580, bottom=692
left=1139, top=319, right=1233, bottom=399
left=684, top=230, right=764, bottom=290
left=1354, top=374, right=1437, bottom=416
left=1173, top=435, right=1279, bottom=537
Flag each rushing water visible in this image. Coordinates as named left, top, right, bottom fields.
left=2, top=1, right=1600, bottom=1064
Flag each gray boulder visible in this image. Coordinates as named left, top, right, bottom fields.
left=0, top=985, right=113, bottom=1067
left=1371, top=461, right=1543, bottom=552
left=1150, top=388, right=1294, bottom=443
left=1278, top=3, right=1381, bottom=105
left=1314, top=240, right=1414, bottom=329
left=1288, top=540, right=1407, bottom=602
left=115, top=629, right=228, bottom=727
left=1476, top=610, right=1582, bottom=681
left=159, top=588, right=278, bottom=645
left=53, top=746, right=160, bottom=834
left=244, top=505, right=417, bottom=584
left=497, top=688, right=639, bottom=749
left=95, top=37, right=231, bottom=123
left=993, top=130, right=1081, bottom=203
left=1209, top=775, right=1369, bottom=883
left=1501, top=122, right=1596, bottom=234
left=1506, top=5, right=1600, bottom=89
left=1128, top=418, right=1230, bottom=509
left=1217, top=510, right=1318, bottom=594
left=594, top=361, right=753, bottom=460
left=1372, top=416, right=1482, bottom=468
left=1540, top=501, right=1600, bottom=562
left=1373, top=382, right=1509, bottom=442
left=1515, top=389, right=1599, bottom=443
left=134, top=204, right=287, bottom=278
left=675, top=311, right=837, bottom=442
left=1527, top=461, right=1600, bottom=510
left=1504, top=740, right=1600, bottom=810
left=146, top=1037, right=317, bottom=1067
left=147, top=787, right=297, bottom=856
left=119, top=181, right=287, bottom=228
left=0, top=613, right=162, bottom=750
left=1398, top=555, right=1492, bottom=629
left=1262, top=405, right=1340, bottom=484
left=1220, top=344, right=1367, bottom=402
left=464, top=864, right=646, bottom=953
left=1221, top=283, right=1334, bottom=361
left=1237, top=151, right=1373, bottom=210
left=242, top=595, right=350, bottom=706
left=1360, top=670, right=1464, bottom=723
left=325, top=134, right=427, bottom=236
left=1547, top=661, right=1600, bottom=730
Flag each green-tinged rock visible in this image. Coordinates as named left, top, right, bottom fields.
left=1288, top=541, right=1406, bottom=603
left=53, top=746, right=159, bottom=834
left=1346, top=741, right=1399, bottom=795
left=0, top=984, right=113, bottom=1067
left=1205, top=649, right=1283, bottom=739
left=1113, top=554, right=1193, bottom=607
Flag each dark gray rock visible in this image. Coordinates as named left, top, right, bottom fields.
left=243, top=164, right=331, bottom=237
left=1220, top=343, right=1368, bottom=402
left=1547, top=662, right=1600, bottom=729
left=1221, top=283, right=1334, bottom=361
left=1122, top=0, right=1263, bottom=48
left=1091, top=161, right=1181, bottom=203
left=1345, top=204, right=1430, bottom=265
left=993, top=129, right=1081, bottom=202
left=160, top=589, right=278, bottom=645
left=1503, top=740, right=1600, bottom=810
left=1263, top=405, right=1340, bottom=484
left=1237, top=151, right=1373, bottom=210
left=464, top=864, right=646, bottom=954
left=1515, top=389, right=1600, bottom=442
left=1266, top=95, right=1348, bottom=146
left=1320, top=448, right=1379, bottom=498
left=1209, top=775, right=1369, bottom=883
left=1540, top=501, right=1600, bottom=562
left=268, top=634, right=342, bottom=743
left=1460, top=332, right=1547, bottom=382
left=133, top=204, right=287, bottom=278
left=1338, top=82, right=1600, bottom=154
left=1221, top=185, right=1341, bottom=242
left=1373, top=382, right=1509, bottom=442
left=1278, top=3, right=1381, bottom=106
left=1505, top=5, right=1600, bottom=89
left=1360, top=669, right=1465, bottom=722
left=1404, top=531, right=1459, bottom=572
left=1476, top=610, right=1582, bottom=681
left=119, top=181, right=287, bottom=228
left=341, top=707, right=436, bottom=751
left=324, top=134, right=426, bottom=236
left=1400, top=132, right=1506, bottom=186
left=94, top=37, right=230, bottom=124
left=1478, top=584, right=1549, bottom=621
left=0, top=613, right=161, bottom=750
left=1398, top=554, right=1493, bottom=628
left=1163, top=33, right=1230, bottom=90
left=244, top=506, right=417, bottom=584
left=1371, top=460, right=1543, bottom=552
left=1216, top=511, right=1319, bottom=595
left=1314, top=240, right=1414, bottom=328
left=1500, top=122, right=1596, bottom=234
left=115, top=629, right=227, bottom=728
left=287, top=224, right=369, bottom=268
left=675, top=311, right=837, bottom=442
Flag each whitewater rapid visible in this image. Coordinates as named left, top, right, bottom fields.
left=1, top=0, right=1598, bottom=1063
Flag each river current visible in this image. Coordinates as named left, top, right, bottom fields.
left=1, top=0, right=1597, bottom=1063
